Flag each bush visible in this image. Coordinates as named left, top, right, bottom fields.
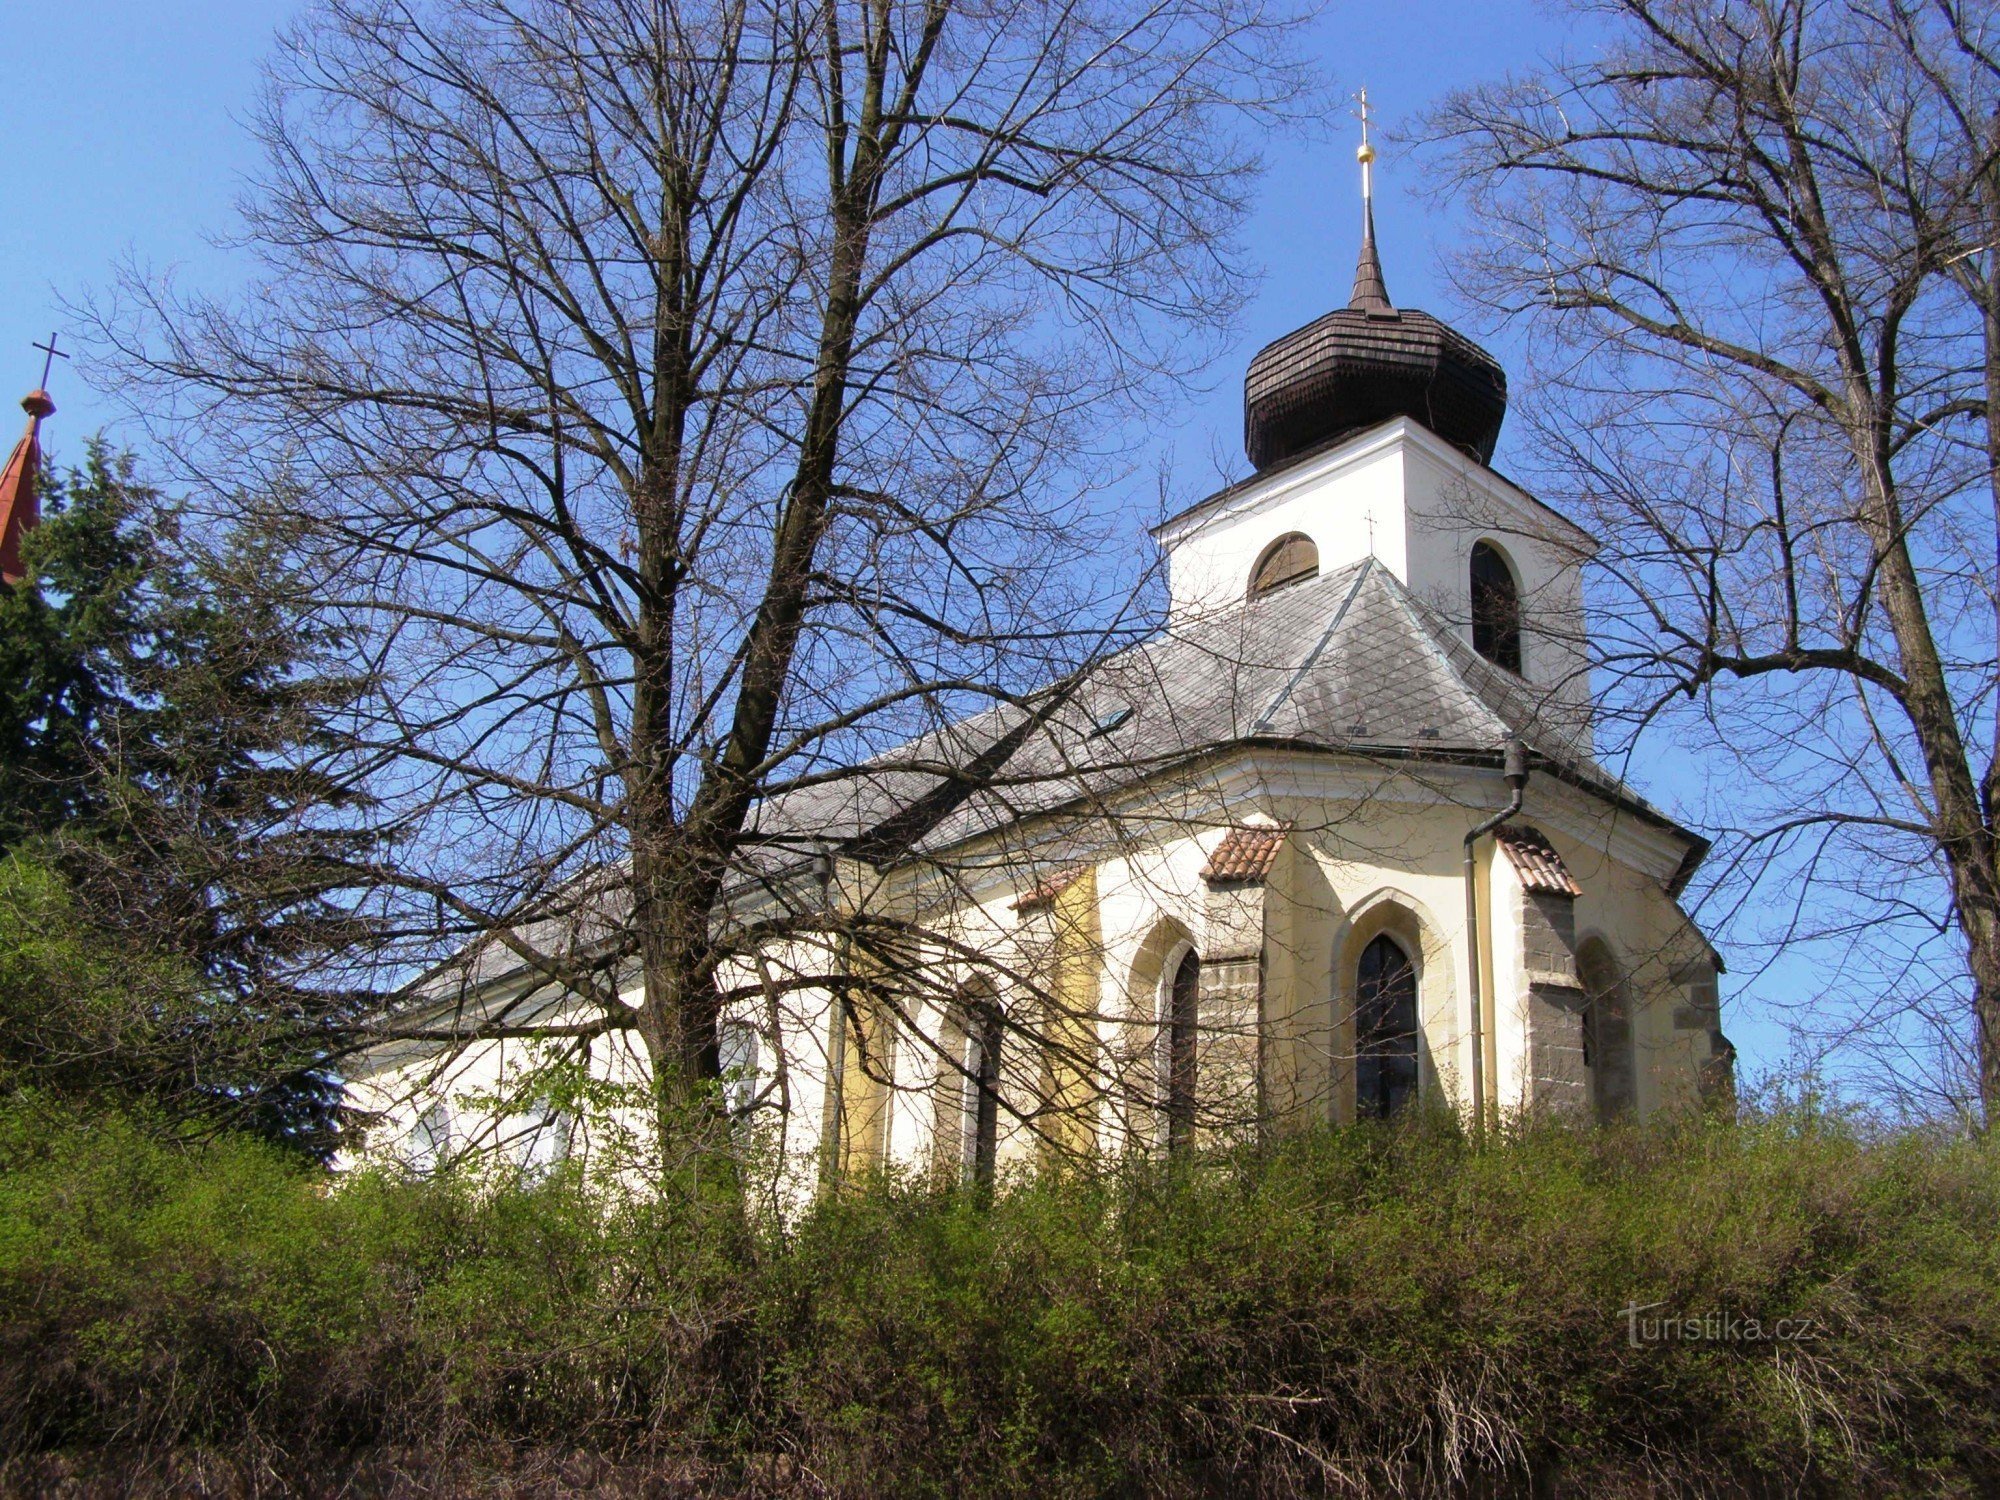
left=2, top=1096, right=1997, bottom=1496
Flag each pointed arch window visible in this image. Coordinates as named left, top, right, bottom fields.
left=1355, top=934, right=1419, bottom=1120
left=512, top=1100, right=572, bottom=1179
left=1163, top=947, right=1200, bottom=1150
left=966, top=997, right=1003, bottom=1185
left=1470, top=541, right=1523, bottom=675
left=719, top=1019, right=763, bottom=1119
left=405, top=1101, right=453, bottom=1175
left=1249, top=533, right=1319, bottom=597
left=1578, top=940, right=1636, bottom=1123
left=938, top=986, right=1004, bottom=1186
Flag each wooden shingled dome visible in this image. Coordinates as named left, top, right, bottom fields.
left=1244, top=307, right=1508, bottom=469
left=1243, top=187, right=1507, bottom=471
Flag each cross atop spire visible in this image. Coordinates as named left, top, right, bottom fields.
left=1348, top=87, right=1393, bottom=314
left=0, top=338, right=60, bottom=587
left=33, top=332, right=67, bottom=392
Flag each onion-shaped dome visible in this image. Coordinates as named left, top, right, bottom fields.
left=1243, top=200, right=1508, bottom=470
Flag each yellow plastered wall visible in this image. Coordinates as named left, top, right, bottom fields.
left=1038, top=866, right=1103, bottom=1161
left=830, top=951, right=900, bottom=1177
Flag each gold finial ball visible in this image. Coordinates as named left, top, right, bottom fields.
left=1357, top=141, right=1377, bottom=165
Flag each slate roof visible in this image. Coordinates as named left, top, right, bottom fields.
left=378, top=557, right=1701, bottom=1023
left=752, top=556, right=1684, bottom=865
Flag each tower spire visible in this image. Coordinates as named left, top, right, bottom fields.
left=0, top=334, right=61, bottom=587
left=1348, top=87, right=1392, bottom=314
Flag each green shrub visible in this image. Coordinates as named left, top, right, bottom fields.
left=2, top=1096, right=1997, bottom=1495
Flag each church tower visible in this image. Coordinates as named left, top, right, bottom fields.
left=1152, top=102, right=1593, bottom=717
left=1241, top=94, right=1508, bottom=472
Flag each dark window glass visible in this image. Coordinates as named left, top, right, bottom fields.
left=1166, top=948, right=1200, bottom=1150
left=1250, top=533, right=1319, bottom=597
left=1470, top=541, right=1523, bottom=674
left=967, top=1000, right=1004, bottom=1186
left=1578, top=942, right=1636, bottom=1123
left=1355, top=934, right=1420, bottom=1120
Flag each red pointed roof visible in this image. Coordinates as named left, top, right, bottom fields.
left=0, top=389, right=53, bottom=586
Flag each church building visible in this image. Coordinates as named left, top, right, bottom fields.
left=347, top=139, right=1732, bottom=1195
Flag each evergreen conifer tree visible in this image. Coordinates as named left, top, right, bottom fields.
left=0, top=442, right=378, bottom=1154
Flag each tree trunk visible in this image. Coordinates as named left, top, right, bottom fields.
left=1853, top=425, right=2000, bottom=1118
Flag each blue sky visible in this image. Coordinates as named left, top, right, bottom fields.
left=1, top=2, right=1591, bottom=453
left=2, top=2, right=1810, bottom=1081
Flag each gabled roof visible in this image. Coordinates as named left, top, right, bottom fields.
left=752, top=556, right=1699, bottom=871
left=1202, top=824, right=1289, bottom=884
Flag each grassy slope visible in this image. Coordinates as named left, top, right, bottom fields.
left=1, top=1099, right=1996, bottom=1497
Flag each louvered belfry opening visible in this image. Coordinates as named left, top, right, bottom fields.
left=1249, top=532, right=1319, bottom=597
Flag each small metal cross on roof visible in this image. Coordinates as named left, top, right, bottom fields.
left=32, top=332, right=67, bottom=391
left=1353, top=87, right=1378, bottom=203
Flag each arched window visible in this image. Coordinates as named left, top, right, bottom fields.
left=719, top=1019, right=763, bottom=1118
left=1163, top=947, right=1201, bottom=1150
left=512, top=1100, right=572, bottom=1179
left=1355, top=934, right=1420, bottom=1120
left=405, top=1101, right=453, bottom=1174
left=1249, top=532, right=1319, bottom=597
left=1470, top=541, right=1523, bottom=675
left=966, top=996, right=1004, bottom=1185
left=1578, top=940, right=1636, bottom=1123
left=938, top=987, right=1004, bottom=1186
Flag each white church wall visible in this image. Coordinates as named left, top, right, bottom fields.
left=341, top=985, right=656, bottom=1185
left=1156, top=425, right=1409, bottom=621
left=343, top=750, right=1716, bottom=1197
left=1398, top=435, right=1593, bottom=719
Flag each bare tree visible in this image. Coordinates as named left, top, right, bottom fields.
left=1420, top=0, right=2000, bottom=1118
left=91, top=0, right=1306, bottom=1146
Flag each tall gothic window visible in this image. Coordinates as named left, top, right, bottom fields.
left=1249, top=532, right=1319, bottom=597
left=512, top=1100, right=572, bottom=1179
left=718, top=1019, right=762, bottom=1119
left=1578, top=940, right=1636, bottom=1123
left=940, top=987, right=1004, bottom=1186
left=1355, top=934, right=1420, bottom=1120
left=1164, top=947, right=1201, bottom=1150
left=1470, top=541, right=1523, bottom=675
left=965, top=996, right=1004, bottom=1186
left=405, top=1101, right=453, bottom=1174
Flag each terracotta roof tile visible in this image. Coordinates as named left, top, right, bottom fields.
left=1012, top=865, right=1086, bottom=912
left=1201, top=823, right=1289, bottom=885
left=1493, top=824, right=1581, bottom=897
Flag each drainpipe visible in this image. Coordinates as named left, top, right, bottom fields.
left=1463, top=738, right=1529, bottom=1137
left=814, top=843, right=847, bottom=1189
